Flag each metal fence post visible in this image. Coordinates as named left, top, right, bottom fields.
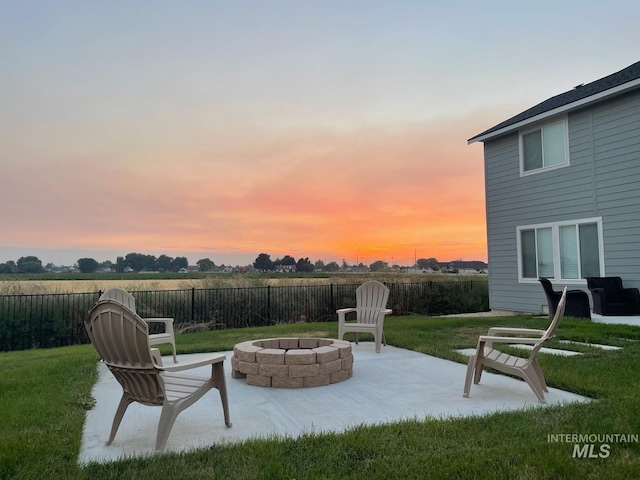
left=267, top=285, right=271, bottom=323
left=191, top=287, right=196, bottom=322
left=330, top=283, right=334, bottom=311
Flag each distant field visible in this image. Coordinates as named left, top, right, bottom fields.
left=0, top=278, right=203, bottom=294
left=0, top=272, right=484, bottom=294
left=0, top=274, right=326, bottom=294
left=0, top=277, right=334, bottom=294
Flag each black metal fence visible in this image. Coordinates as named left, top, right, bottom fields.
left=0, top=280, right=488, bottom=352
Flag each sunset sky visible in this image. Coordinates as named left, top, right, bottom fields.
left=2, top=1, right=640, bottom=267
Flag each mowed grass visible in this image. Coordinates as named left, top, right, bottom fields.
left=2, top=314, right=640, bottom=479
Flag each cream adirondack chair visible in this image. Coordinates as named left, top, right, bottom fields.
left=337, top=280, right=392, bottom=353
left=85, top=299, right=232, bottom=452
left=100, top=288, right=177, bottom=363
left=463, top=287, right=567, bottom=403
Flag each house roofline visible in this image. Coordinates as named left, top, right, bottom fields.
left=468, top=77, right=640, bottom=145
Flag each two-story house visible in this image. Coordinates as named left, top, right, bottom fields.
left=468, top=61, right=640, bottom=313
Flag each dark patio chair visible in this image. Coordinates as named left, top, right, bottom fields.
left=586, top=277, right=640, bottom=316
left=539, top=278, right=591, bottom=319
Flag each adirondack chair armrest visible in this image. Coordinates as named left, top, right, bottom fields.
left=382, top=308, right=392, bottom=315
left=337, top=308, right=357, bottom=321
left=144, top=317, right=174, bottom=325
left=161, top=353, right=226, bottom=372
left=487, top=327, right=546, bottom=336
left=479, top=335, right=543, bottom=349
left=143, top=318, right=175, bottom=335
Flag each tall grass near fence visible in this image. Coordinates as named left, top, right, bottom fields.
left=0, top=292, right=96, bottom=351
left=0, top=278, right=488, bottom=352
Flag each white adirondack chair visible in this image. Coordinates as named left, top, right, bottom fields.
left=85, top=299, right=231, bottom=452
left=100, top=288, right=177, bottom=363
left=337, top=281, right=392, bottom=353
left=463, top=287, right=567, bottom=403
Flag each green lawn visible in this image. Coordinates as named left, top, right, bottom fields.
left=2, top=315, right=640, bottom=479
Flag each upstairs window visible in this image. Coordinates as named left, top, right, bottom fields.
left=520, top=119, right=568, bottom=174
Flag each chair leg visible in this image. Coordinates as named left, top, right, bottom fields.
left=107, top=394, right=133, bottom=445
left=170, top=340, right=177, bottom=363
left=531, top=361, right=548, bottom=392
left=376, top=327, right=386, bottom=351
left=150, top=348, right=163, bottom=366
left=463, top=355, right=476, bottom=397
left=521, top=370, right=547, bottom=403
left=473, top=359, right=484, bottom=384
left=212, top=362, right=232, bottom=427
left=156, top=404, right=181, bottom=452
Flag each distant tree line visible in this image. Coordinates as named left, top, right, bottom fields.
left=0, top=256, right=45, bottom=274
left=113, top=253, right=190, bottom=273
left=250, top=253, right=443, bottom=273
left=0, top=253, right=219, bottom=274
left=252, top=253, right=342, bottom=273
left=0, top=251, right=448, bottom=275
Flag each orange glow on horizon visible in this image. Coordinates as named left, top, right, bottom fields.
left=1, top=118, right=488, bottom=265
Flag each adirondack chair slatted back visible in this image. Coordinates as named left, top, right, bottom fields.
left=356, top=281, right=390, bottom=324
left=100, top=288, right=137, bottom=312
left=530, top=287, right=567, bottom=359
left=85, top=300, right=165, bottom=405
left=99, top=287, right=178, bottom=363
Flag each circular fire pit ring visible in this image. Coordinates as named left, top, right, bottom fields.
left=231, top=338, right=353, bottom=388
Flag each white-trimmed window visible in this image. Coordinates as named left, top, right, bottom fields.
left=520, top=119, right=569, bottom=175
left=517, top=218, right=603, bottom=282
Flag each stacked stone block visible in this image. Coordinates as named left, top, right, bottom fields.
left=231, top=338, right=353, bottom=388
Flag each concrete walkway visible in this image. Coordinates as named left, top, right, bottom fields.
left=79, top=342, right=590, bottom=464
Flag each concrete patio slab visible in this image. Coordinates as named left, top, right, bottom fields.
left=79, top=343, right=590, bottom=465
left=591, top=313, right=640, bottom=326
left=559, top=340, right=622, bottom=350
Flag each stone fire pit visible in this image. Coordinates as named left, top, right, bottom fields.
left=231, top=338, right=353, bottom=388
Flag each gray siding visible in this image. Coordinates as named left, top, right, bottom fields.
left=484, top=89, right=640, bottom=313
